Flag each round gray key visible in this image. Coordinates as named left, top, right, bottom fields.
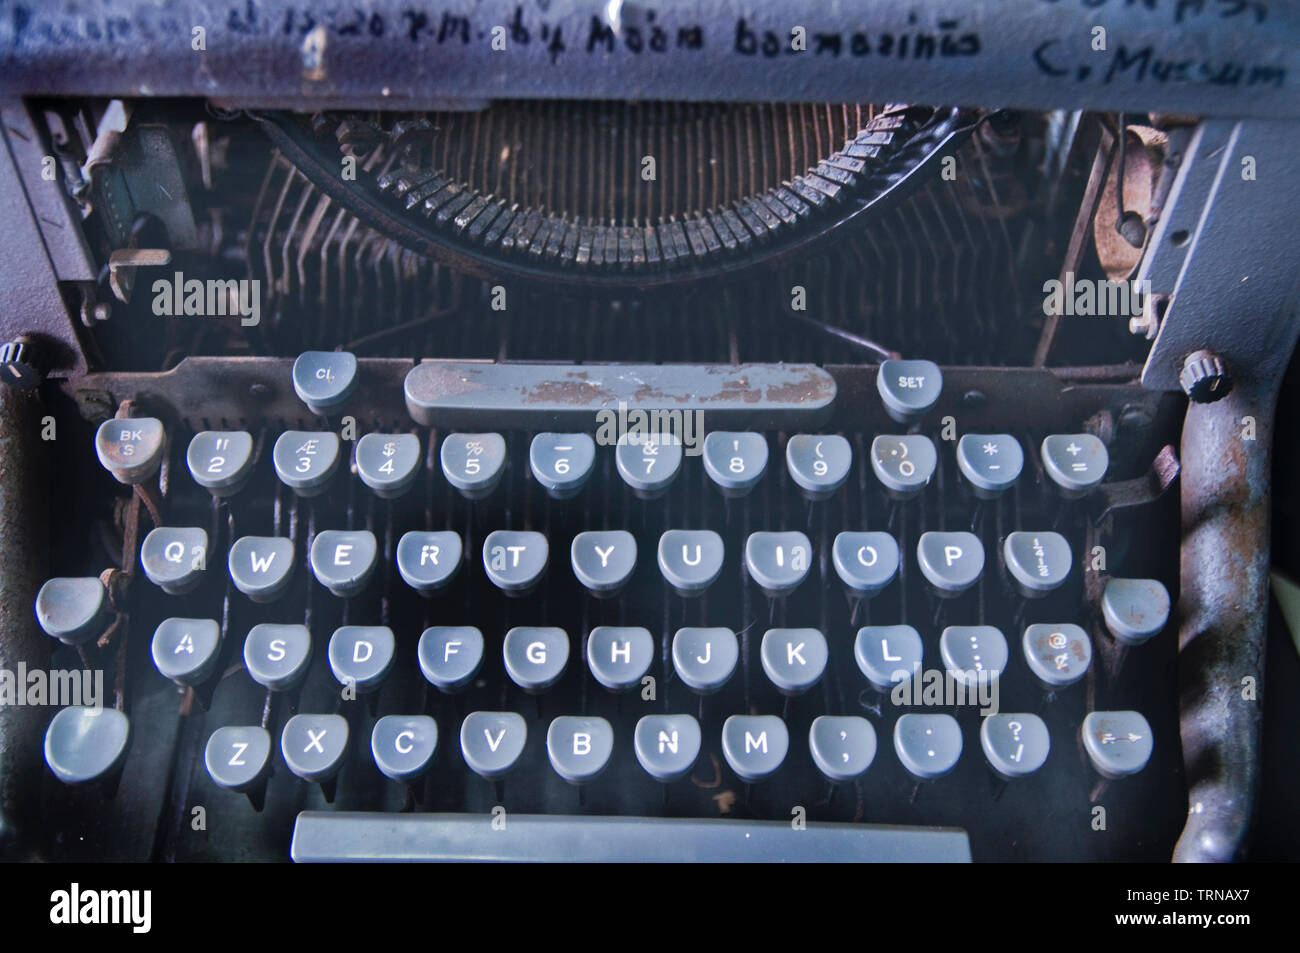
left=44, top=706, right=130, bottom=784
left=228, top=536, right=295, bottom=602
left=957, top=433, right=1023, bottom=497
left=657, top=529, right=724, bottom=596
left=832, top=532, right=900, bottom=596
left=786, top=434, right=852, bottom=498
left=530, top=433, right=596, bottom=498
left=292, top=350, right=358, bottom=414
left=355, top=432, right=421, bottom=499
left=615, top=434, right=682, bottom=498
left=417, top=626, right=485, bottom=692
left=981, top=713, right=1050, bottom=779
left=139, top=526, right=208, bottom=594
left=186, top=430, right=255, bottom=496
left=547, top=716, right=614, bottom=783
left=893, top=713, right=963, bottom=780
left=483, top=530, right=548, bottom=595
left=328, top=625, right=395, bottom=693
left=151, top=617, right=221, bottom=686
left=309, top=529, right=378, bottom=597
left=281, top=713, right=349, bottom=783
left=35, top=577, right=107, bottom=645
left=1004, top=531, right=1073, bottom=598
left=744, top=531, right=813, bottom=597
left=243, top=623, right=312, bottom=691
left=396, top=531, right=463, bottom=593
left=917, top=531, right=984, bottom=596
left=672, top=627, right=738, bottom=694
left=1081, top=710, right=1153, bottom=778
left=272, top=431, right=341, bottom=497
left=703, top=431, right=769, bottom=496
left=95, top=416, right=165, bottom=484
left=441, top=433, right=507, bottom=499
left=871, top=435, right=937, bottom=498
left=940, top=625, right=1009, bottom=687
left=204, top=726, right=272, bottom=792
left=503, top=626, right=569, bottom=693
left=460, top=711, right=527, bottom=780
left=586, top=626, right=654, bottom=692
left=855, top=625, right=922, bottom=690
left=1101, top=578, right=1171, bottom=645
left=722, top=715, right=789, bottom=782
left=760, top=628, right=828, bottom=696
left=634, top=714, right=701, bottom=782
left=1041, top=433, right=1109, bottom=497
left=371, top=715, right=438, bottom=783
left=809, top=715, right=877, bottom=782
left=877, top=359, right=942, bottom=423
left=1023, top=623, right=1093, bottom=688
left=571, top=530, right=637, bottom=596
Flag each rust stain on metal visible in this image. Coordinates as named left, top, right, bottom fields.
left=523, top=378, right=618, bottom=405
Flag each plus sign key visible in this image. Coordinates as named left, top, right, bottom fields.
left=1041, top=434, right=1108, bottom=498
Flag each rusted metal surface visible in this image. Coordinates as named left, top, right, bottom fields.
left=1173, top=381, right=1272, bottom=862
left=1091, top=444, right=1180, bottom=524
left=0, top=387, right=50, bottom=858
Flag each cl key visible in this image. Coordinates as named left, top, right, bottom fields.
left=292, top=350, right=358, bottom=415
left=95, top=417, right=165, bottom=484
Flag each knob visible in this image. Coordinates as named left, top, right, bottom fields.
left=0, top=337, right=44, bottom=389
left=1179, top=349, right=1232, bottom=403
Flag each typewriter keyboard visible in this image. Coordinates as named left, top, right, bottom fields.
left=33, top=359, right=1187, bottom=861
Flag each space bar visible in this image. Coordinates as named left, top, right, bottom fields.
left=291, top=812, right=971, bottom=862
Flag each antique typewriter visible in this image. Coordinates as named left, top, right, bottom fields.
left=1, top=0, right=1297, bottom=863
